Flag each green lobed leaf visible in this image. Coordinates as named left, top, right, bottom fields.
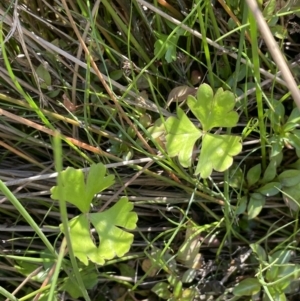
left=165, top=107, right=202, bottom=167
left=51, top=163, right=114, bottom=213
left=51, top=167, right=88, bottom=213
left=247, top=164, right=261, bottom=187
left=195, top=133, right=242, bottom=178
left=247, top=193, right=265, bottom=219
left=233, top=278, right=261, bottom=296
left=62, top=197, right=138, bottom=265
left=148, top=118, right=166, bottom=139
left=187, top=83, right=239, bottom=131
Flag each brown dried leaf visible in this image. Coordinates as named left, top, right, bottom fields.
left=190, top=70, right=202, bottom=85
left=167, top=85, right=197, bottom=106
left=141, top=258, right=159, bottom=277
left=176, top=221, right=202, bottom=269
left=62, top=94, right=76, bottom=112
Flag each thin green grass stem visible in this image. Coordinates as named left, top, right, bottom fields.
left=52, top=133, right=91, bottom=301
left=47, top=238, right=67, bottom=301
left=100, top=0, right=152, bottom=68
left=248, top=12, right=267, bottom=169
left=196, top=0, right=214, bottom=86
left=0, top=181, right=56, bottom=256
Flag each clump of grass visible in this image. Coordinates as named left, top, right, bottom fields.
left=1, top=0, right=300, bottom=300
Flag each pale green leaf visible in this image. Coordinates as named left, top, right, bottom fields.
left=51, top=163, right=115, bottom=213
left=187, top=83, right=239, bottom=131
left=90, top=197, right=137, bottom=260
left=62, top=197, right=138, bottom=265
left=233, top=278, right=261, bottom=296
left=165, top=107, right=202, bottom=167
left=51, top=168, right=88, bottom=213
left=148, top=119, right=166, bottom=139
left=247, top=164, right=261, bottom=187
left=195, top=133, right=242, bottom=178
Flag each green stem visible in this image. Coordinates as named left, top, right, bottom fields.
left=249, top=11, right=267, bottom=169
